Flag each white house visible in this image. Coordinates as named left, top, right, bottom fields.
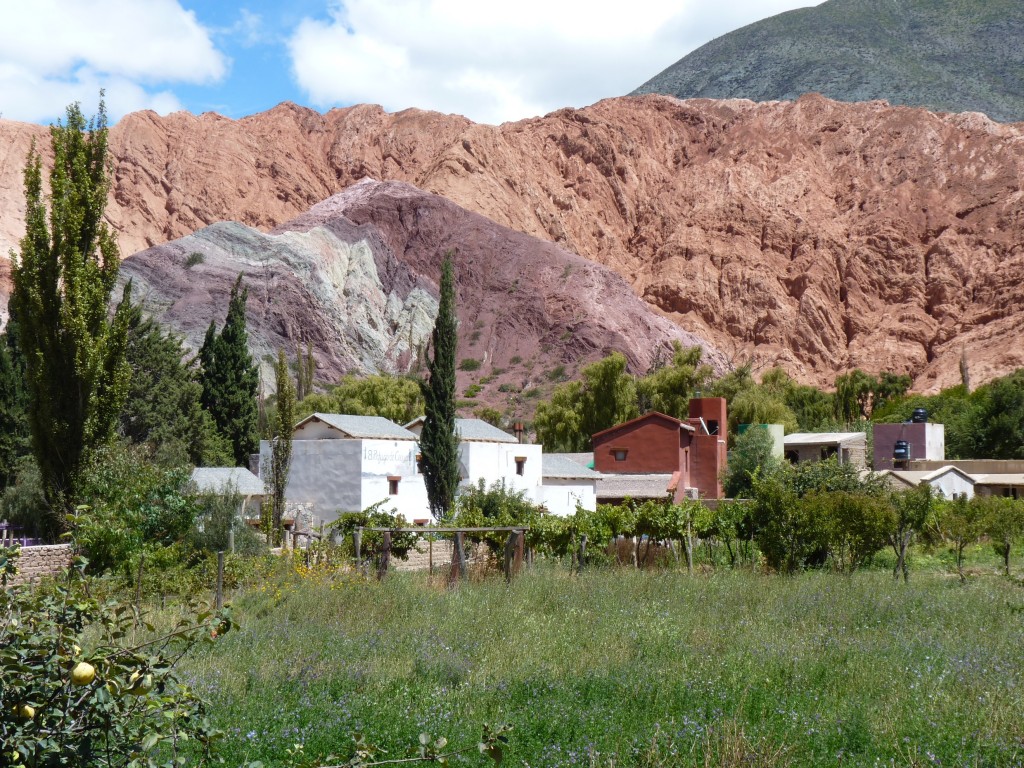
left=260, top=413, right=430, bottom=524
left=262, top=414, right=599, bottom=525
left=880, top=465, right=976, bottom=500
left=405, top=418, right=596, bottom=516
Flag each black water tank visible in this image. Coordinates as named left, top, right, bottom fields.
left=893, top=440, right=910, bottom=460
left=911, top=408, right=928, bottom=423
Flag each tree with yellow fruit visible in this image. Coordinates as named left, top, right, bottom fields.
left=0, top=549, right=232, bottom=766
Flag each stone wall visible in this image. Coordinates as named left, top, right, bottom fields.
left=9, top=544, right=74, bottom=586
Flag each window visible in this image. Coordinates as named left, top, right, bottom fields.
left=613, top=449, right=628, bottom=462
left=415, top=454, right=422, bottom=474
left=707, top=419, right=719, bottom=435
left=515, top=456, right=527, bottom=476
left=388, top=476, right=401, bottom=495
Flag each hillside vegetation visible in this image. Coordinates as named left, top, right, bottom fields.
left=633, top=0, right=1024, bottom=122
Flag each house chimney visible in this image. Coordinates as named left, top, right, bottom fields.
left=513, top=422, right=525, bottom=443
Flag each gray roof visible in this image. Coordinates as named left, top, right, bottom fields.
left=973, top=473, right=1024, bottom=486
left=455, top=419, right=519, bottom=443
left=190, top=467, right=266, bottom=497
left=404, top=416, right=520, bottom=443
left=784, top=432, right=866, bottom=446
left=560, top=452, right=595, bottom=468
left=597, top=473, right=674, bottom=500
left=543, top=454, right=601, bottom=480
left=299, top=413, right=417, bottom=440
left=882, top=466, right=977, bottom=487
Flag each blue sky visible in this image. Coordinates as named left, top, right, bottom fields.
left=0, top=0, right=815, bottom=126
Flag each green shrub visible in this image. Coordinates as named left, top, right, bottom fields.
left=463, top=384, right=482, bottom=398
left=458, top=358, right=482, bottom=372
left=184, top=252, right=204, bottom=269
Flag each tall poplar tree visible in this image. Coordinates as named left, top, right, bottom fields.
left=10, top=100, right=132, bottom=536
left=267, top=349, right=296, bottom=545
left=419, top=251, right=460, bottom=520
left=198, top=275, right=259, bottom=466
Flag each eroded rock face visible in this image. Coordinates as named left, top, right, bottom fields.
left=121, top=179, right=716, bottom=412
left=3, top=95, right=1024, bottom=391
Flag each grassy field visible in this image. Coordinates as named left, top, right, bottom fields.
left=179, top=562, right=1024, bottom=767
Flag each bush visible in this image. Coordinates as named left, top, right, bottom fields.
left=332, top=502, right=419, bottom=562
left=0, top=551, right=232, bottom=767
left=74, top=443, right=199, bottom=575
left=458, top=358, right=482, bottom=372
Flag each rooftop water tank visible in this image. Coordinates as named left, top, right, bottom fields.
left=911, top=408, right=928, bottom=423
left=893, top=440, right=910, bottom=460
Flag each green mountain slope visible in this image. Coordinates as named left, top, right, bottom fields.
left=632, top=0, right=1024, bottom=122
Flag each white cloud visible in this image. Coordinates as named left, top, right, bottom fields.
left=288, top=0, right=815, bottom=125
left=0, top=0, right=226, bottom=122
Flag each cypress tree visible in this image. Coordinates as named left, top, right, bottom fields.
left=419, top=251, right=460, bottom=520
left=198, top=275, right=259, bottom=466
left=10, top=100, right=132, bottom=536
left=120, top=302, right=231, bottom=466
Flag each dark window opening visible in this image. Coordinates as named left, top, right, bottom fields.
left=785, top=450, right=799, bottom=464
left=707, top=419, right=719, bottom=435
left=388, top=476, right=400, bottom=495
left=515, top=456, right=527, bottom=476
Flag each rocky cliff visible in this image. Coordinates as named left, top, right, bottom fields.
left=121, top=178, right=716, bottom=414
left=2, top=94, right=1023, bottom=392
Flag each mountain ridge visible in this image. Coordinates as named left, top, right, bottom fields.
left=1, top=94, right=1023, bottom=393
left=632, top=0, right=1024, bottom=123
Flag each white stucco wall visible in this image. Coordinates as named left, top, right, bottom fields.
left=924, top=423, right=945, bottom=461
left=927, top=471, right=974, bottom=500
left=539, top=478, right=598, bottom=516
left=461, top=442, right=543, bottom=493
left=260, top=438, right=429, bottom=524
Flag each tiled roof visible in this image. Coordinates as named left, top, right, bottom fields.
left=596, top=473, right=674, bottom=500
left=190, top=467, right=266, bottom=496
left=299, top=413, right=417, bottom=440
left=542, top=454, right=601, bottom=480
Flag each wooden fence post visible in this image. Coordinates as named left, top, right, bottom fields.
left=354, top=527, right=363, bottom=571
left=577, top=534, right=587, bottom=575
left=134, top=553, right=145, bottom=620
left=215, top=551, right=225, bottom=610
left=503, top=530, right=518, bottom=584
left=377, top=531, right=391, bottom=581
left=449, top=532, right=467, bottom=587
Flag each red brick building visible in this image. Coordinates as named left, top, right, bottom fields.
left=591, top=398, right=728, bottom=500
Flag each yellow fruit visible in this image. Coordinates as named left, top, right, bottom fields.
left=15, top=704, right=35, bottom=720
left=70, top=662, right=96, bottom=686
left=127, top=671, right=153, bottom=695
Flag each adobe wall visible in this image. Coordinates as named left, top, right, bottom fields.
left=8, top=544, right=74, bottom=586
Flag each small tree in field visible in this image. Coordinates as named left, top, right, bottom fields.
left=419, top=251, right=460, bottom=520
left=10, top=99, right=132, bottom=537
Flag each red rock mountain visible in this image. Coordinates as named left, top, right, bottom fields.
left=2, top=94, right=1023, bottom=392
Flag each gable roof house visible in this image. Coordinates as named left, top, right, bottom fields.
left=591, top=398, right=728, bottom=504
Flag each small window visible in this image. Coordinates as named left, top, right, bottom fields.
left=707, top=419, right=719, bottom=435
left=515, top=456, right=527, bottom=476
left=613, top=449, right=628, bottom=462
left=388, top=476, right=401, bottom=495
left=415, top=454, right=422, bottom=474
